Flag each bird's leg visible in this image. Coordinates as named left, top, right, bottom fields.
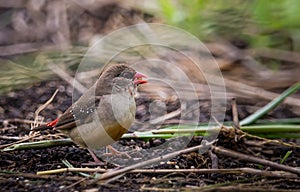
left=105, top=145, right=131, bottom=159
left=85, top=148, right=105, bottom=165
left=83, top=146, right=131, bottom=166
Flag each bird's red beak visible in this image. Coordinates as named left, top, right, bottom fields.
left=134, top=72, right=147, bottom=86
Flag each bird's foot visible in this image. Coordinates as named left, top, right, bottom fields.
left=81, top=148, right=105, bottom=166
left=105, top=145, right=131, bottom=159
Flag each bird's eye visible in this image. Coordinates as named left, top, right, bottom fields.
left=120, top=71, right=133, bottom=79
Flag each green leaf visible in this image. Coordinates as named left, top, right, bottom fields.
left=240, top=82, right=300, bottom=126
left=280, top=150, right=293, bottom=164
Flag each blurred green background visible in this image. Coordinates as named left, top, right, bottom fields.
left=155, top=0, right=300, bottom=50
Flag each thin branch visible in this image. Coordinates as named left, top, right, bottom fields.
left=32, top=89, right=59, bottom=130
left=149, top=108, right=181, bottom=124
left=231, top=98, right=240, bottom=129
left=0, top=118, right=46, bottom=125
left=96, top=140, right=216, bottom=182
left=212, top=146, right=300, bottom=175
left=37, top=167, right=297, bottom=178
left=0, top=135, right=25, bottom=141
left=0, top=133, right=40, bottom=149
left=241, top=131, right=299, bottom=148
left=223, top=77, right=300, bottom=107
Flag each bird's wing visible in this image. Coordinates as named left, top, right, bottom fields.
left=55, top=87, right=104, bottom=131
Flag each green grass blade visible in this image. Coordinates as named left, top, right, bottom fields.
left=62, top=160, right=91, bottom=178
left=240, top=82, right=300, bottom=126
left=280, top=150, right=293, bottom=164
left=2, top=138, right=73, bottom=151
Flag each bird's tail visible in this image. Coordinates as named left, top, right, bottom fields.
left=31, top=118, right=59, bottom=131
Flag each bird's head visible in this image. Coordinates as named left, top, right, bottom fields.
left=102, top=64, right=147, bottom=85
left=96, top=64, right=147, bottom=95
left=115, top=65, right=147, bottom=87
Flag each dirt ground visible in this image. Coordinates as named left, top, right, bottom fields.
left=0, top=79, right=299, bottom=191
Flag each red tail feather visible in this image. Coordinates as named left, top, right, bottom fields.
left=46, top=118, right=59, bottom=127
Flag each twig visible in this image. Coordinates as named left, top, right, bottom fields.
left=149, top=108, right=181, bottom=124
left=0, top=118, right=46, bottom=125
left=188, top=185, right=299, bottom=192
left=231, top=98, right=240, bottom=129
left=96, top=140, right=216, bottom=182
left=138, top=168, right=297, bottom=178
left=37, top=167, right=107, bottom=175
left=37, top=167, right=297, bottom=178
left=34, top=89, right=59, bottom=119
left=0, top=133, right=40, bottom=149
left=223, top=77, right=300, bottom=107
left=62, top=160, right=92, bottom=178
left=241, top=131, right=300, bottom=148
left=0, top=135, right=25, bottom=141
left=32, top=89, right=59, bottom=130
left=212, top=146, right=300, bottom=175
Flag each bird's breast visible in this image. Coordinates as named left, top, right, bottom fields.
left=69, top=93, right=136, bottom=150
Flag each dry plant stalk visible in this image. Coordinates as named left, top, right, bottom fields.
left=31, top=89, right=59, bottom=130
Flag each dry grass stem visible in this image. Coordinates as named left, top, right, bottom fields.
left=212, top=146, right=300, bottom=175
left=48, top=64, right=87, bottom=94
left=37, top=167, right=297, bottom=178
left=32, top=89, right=59, bottom=130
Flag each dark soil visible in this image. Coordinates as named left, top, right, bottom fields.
left=0, top=79, right=299, bottom=191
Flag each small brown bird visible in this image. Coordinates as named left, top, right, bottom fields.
left=43, top=64, right=147, bottom=162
